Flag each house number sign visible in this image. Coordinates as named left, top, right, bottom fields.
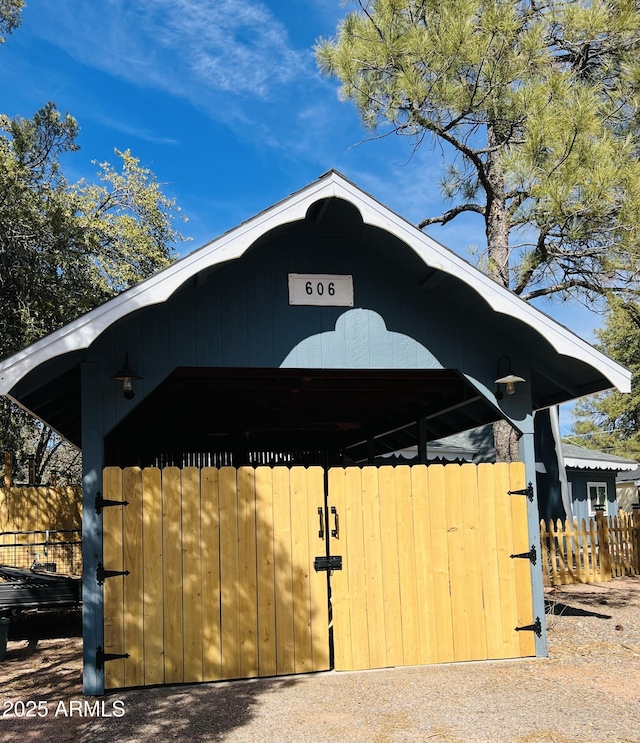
left=288, top=273, right=354, bottom=307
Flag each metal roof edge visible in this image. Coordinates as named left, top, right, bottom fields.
left=564, top=457, right=638, bottom=471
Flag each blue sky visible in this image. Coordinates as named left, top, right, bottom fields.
left=1, top=0, right=605, bottom=432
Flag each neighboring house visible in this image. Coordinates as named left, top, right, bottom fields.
left=377, top=438, right=483, bottom=465
left=562, top=443, right=638, bottom=521
left=616, top=467, right=640, bottom=512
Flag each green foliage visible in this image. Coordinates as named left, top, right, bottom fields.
left=0, top=103, right=189, bottom=480
left=317, top=0, right=640, bottom=302
left=572, top=303, right=640, bottom=459
left=74, top=149, right=187, bottom=294
left=0, top=103, right=87, bottom=356
left=0, top=0, right=23, bottom=44
left=0, top=103, right=187, bottom=358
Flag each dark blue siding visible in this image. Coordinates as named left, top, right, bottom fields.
left=568, top=469, right=619, bottom=522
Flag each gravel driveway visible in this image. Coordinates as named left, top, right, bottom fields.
left=2, top=577, right=640, bottom=743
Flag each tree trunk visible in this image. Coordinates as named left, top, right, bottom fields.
left=493, top=419, right=520, bottom=462
left=485, top=124, right=510, bottom=289
left=485, top=123, right=518, bottom=462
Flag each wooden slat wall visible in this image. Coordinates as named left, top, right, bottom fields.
left=0, top=485, right=81, bottom=534
left=102, top=465, right=329, bottom=690
left=331, top=462, right=535, bottom=671
left=0, top=485, right=82, bottom=572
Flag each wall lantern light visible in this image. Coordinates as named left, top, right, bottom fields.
left=112, top=352, right=142, bottom=400
left=494, top=355, right=526, bottom=400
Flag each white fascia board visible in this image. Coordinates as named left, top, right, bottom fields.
left=0, top=171, right=631, bottom=395
left=564, top=457, right=638, bottom=471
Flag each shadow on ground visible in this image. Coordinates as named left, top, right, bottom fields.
left=544, top=599, right=611, bottom=619
left=8, top=607, right=82, bottom=640
left=1, top=607, right=305, bottom=743
left=546, top=583, right=640, bottom=610
left=1, top=647, right=305, bottom=743
left=75, top=676, right=303, bottom=743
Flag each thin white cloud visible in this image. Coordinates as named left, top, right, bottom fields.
left=27, top=0, right=310, bottom=102
left=87, top=111, right=181, bottom=146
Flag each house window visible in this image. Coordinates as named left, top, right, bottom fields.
left=588, top=482, right=608, bottom=516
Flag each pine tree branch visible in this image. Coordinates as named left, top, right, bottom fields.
left=409, top=112, right=491, bottom=196
left=519, top=279, right=634, bottom=302
left=418, top=203, right=485, bottom=229
left=512, top=230, right=549, bottom=295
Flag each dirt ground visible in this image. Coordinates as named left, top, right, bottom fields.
left=1, top=577, right=640, bottom=743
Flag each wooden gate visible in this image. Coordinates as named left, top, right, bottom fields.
left=101, top=466, right=329, bottom=689
left=329, top=463, right=535, bottom=669
left=101, top=461, right=535, bottom=689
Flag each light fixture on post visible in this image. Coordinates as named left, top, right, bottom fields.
left=112, top=352, right=142, bottom=400
left=494, top=355, right=525, bottom=400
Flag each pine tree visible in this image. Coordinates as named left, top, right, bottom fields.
left=317, top=0, right=640, bottom=458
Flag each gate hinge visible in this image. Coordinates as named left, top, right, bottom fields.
left=314, top=555, right=342, bottom=572
left=95, top=491, right=129, bottom=514
left=510, top=545, right=537, bottom=565
left=515, top=616, right=542, bottom=637
left=96, top=562, right=130, bottom=586
left=96, top=645, right=130, bottom=671
left=508, top=482, right=534, bottom=502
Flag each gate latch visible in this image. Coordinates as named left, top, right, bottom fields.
left=314, top=555, right=342, bottom=572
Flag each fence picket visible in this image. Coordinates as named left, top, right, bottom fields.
left=589, top=519, right=599, bottom=582
left=553, top=519, right=567, bottom=585
left=633, top=507, right=640, bottom=574
left=541, top=513, right=640, bottom=587
left=564, top=519, right=576, bottom=583
left=539, top=520, right=550, bottom=587
left=578, top=519, right=590, bottom=582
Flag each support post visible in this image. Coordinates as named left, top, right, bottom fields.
left=27, top=454, right=36, bottom=485
left=418, top=418, right=427, bottom=465
left=367, top=437, right=375, bottom=465
left=4, top=450, right=13, bottom=488
left=81, top=362, right=104, bottom=695
left=519, top=426, right=548, bottom=658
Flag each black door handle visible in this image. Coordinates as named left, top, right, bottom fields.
left=331, top=506, right=339, bottom=538
left=318, top=507, right=324, bottom=539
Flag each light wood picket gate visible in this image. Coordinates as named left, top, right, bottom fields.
left=540, top=510, right=640, bottom=586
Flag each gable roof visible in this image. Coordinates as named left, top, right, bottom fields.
left=617, top=467, right=640, bottom=483
left=0, top=170, right=631, bottom=398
